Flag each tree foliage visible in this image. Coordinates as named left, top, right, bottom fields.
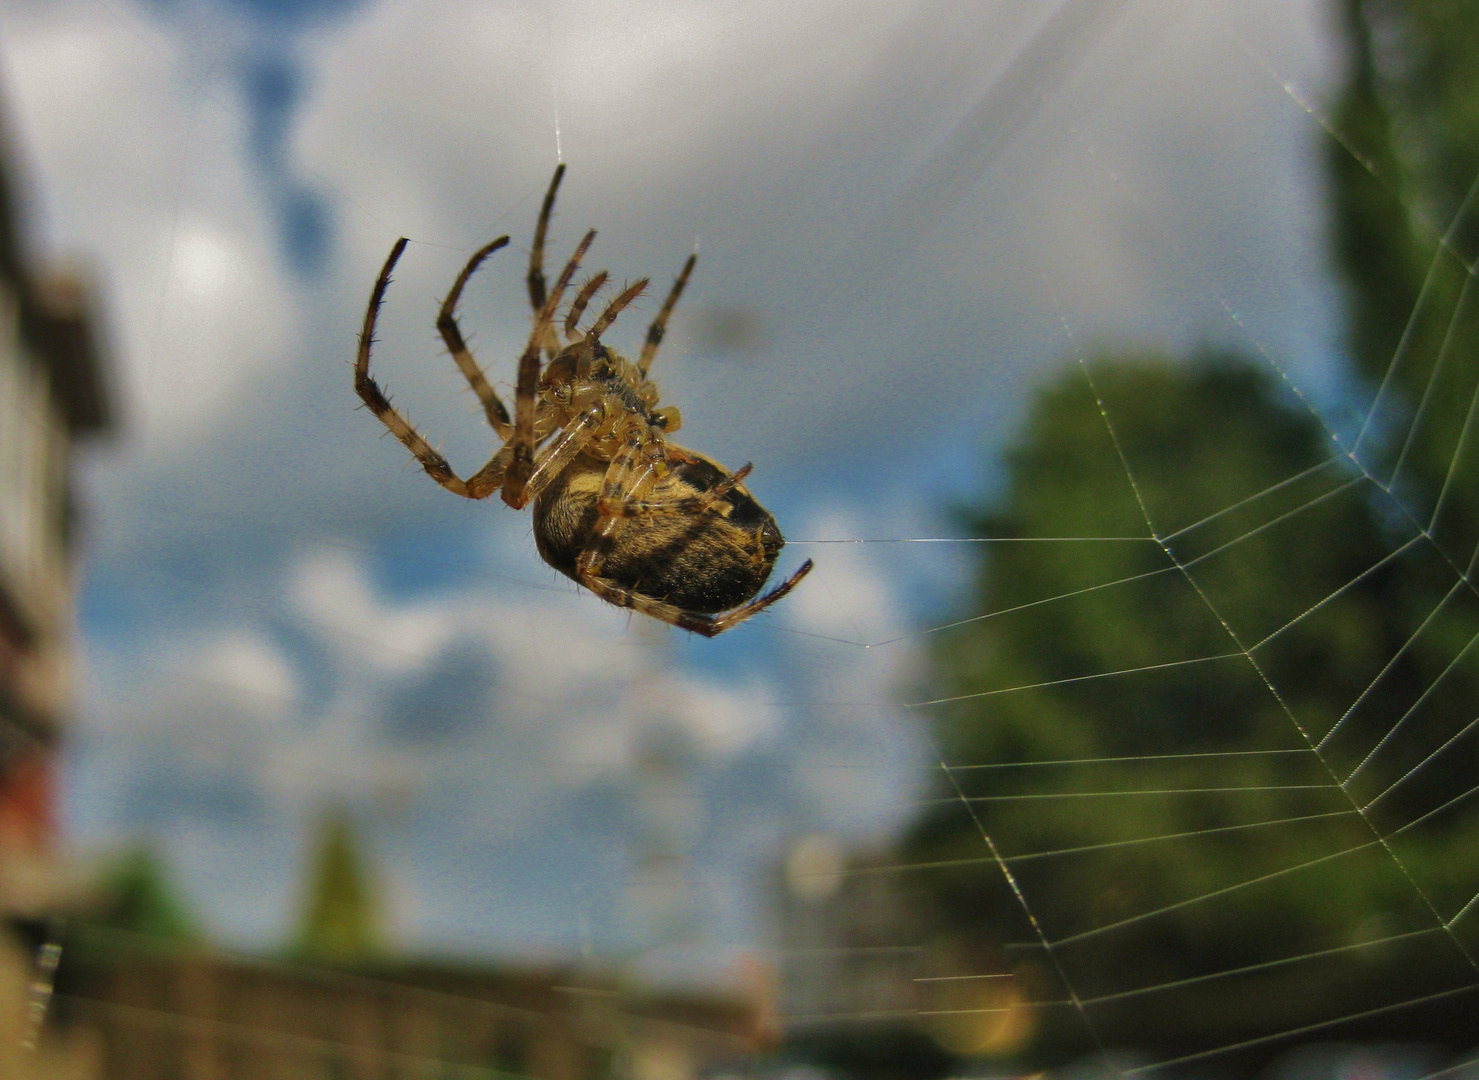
left=293, top=805, right=383, bottom=963
left=93, top=845, right=198, bottom=943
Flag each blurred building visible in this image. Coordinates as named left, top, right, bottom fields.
left=58, top=939, right=761, bottom=1080
left=0, top=117, right=111, bottom=852
left=0, top=92, right=113, bottom=1079
left=51, top=799, right=761, bottom=1079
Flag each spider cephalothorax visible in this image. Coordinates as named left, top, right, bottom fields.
left=354, top=165, right=812, bottom=636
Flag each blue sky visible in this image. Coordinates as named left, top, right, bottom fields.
left=0, top=0, right=1350, bottom=988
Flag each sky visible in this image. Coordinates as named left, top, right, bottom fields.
left=0, top=0, right=1350, bottom=988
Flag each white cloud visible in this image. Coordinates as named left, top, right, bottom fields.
left=293, top=547, right=455, bottom=671
left=789, top=547, right=899, bottom=647
left=171, top=223, right=239, bottom=302
left=196, top=632, right=296, bottom=707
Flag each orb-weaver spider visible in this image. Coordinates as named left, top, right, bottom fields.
left=354, top=166, right=812, bottom=636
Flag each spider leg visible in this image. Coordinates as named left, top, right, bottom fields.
left=565, top=272, right=609, bottom=341
left=574, top=423, right=659, bottom=577
left=596, top=463, right=755, bottom=518
left=586, top=279, right=649, bottom=340
left=575, top=431, right=812, bottom=636
left=437, top=236, right=512, bottom=438
left=527, top=164, right=564, bottom=313
left=356, top=239, right=509, bottom=499
left=577, top=557, right=815, bottom=638
left=528, top=165, right=568, bottom=360
left=504, top=229, right=598, bottom=508
left=638, top=254, right=695, bottom=375
left=677, top=559, right=814, bottom=637
left=522, top=399, right=607, bottom=502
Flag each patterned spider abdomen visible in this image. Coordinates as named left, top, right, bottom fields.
left=534, top=449, right=785, bottom=614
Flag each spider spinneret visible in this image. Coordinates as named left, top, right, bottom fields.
left=354, top=165, right=812, bottom=636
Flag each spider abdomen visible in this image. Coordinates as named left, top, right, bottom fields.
left=534, top=450, right=784, bottom=614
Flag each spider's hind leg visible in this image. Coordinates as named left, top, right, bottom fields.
left=576, top=561, right=814, bottom=637
left=574, top=429, right=812, bottom=635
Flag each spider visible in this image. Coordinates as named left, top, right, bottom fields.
left=354, top=165, right=813, bottom=636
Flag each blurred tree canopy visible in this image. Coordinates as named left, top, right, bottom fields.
left=903, top=0, right=1479, bottom=1061
left=91, top=845, right=198, bottom=944
left=1331, top=0, right=1479, bottom=547
left=293, top=805, right=383, bottom=963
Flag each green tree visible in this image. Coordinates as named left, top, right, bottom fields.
left=292, top=805, right=383, bottom=963
left=93, top=845, right=198, bottom=943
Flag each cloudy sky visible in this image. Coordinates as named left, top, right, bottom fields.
left=0, top=0, right=1350, bottom=984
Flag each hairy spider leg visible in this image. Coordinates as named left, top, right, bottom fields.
left=678, top=559, right=814, bottom=637
left=638, top=253, right=695, bottom=375
left=596, top=462, right=756, bottom=518
left=521, top=401, right=607, bottom=501
left=565, top=272, right=609, bottom=340
left=574, top=562, right=812, bottom=636
left=579, top=537, right=815, bottom=638
left=527, top=164, right=565, bottom=313
left=587, top=279, right=649, bottom=340
left=594, top=422, right=658, bottom=514
left=355, top=238, right=509, bottom=499
left=504, top=229, right=597, bottom=508
left=437, top=236, right=513, bottom=438
left=576, top=421, right=663, bottom=577
left=575, top=425, right=813, bottom=636
left=528, top=165, right=568, bottom=360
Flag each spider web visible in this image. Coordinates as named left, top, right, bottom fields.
left=774, top=18, right=1479, bottom=1079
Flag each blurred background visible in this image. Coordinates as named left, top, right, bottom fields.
left=0, top=0, right=1478, bottom=1075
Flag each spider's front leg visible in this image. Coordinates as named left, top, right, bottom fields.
left=356, top=238, right=509, bottom=500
